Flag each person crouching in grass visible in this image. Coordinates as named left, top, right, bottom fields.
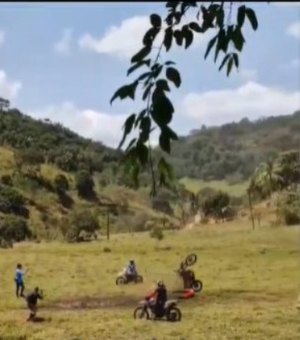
left=26, top=287, right=44, bottom=321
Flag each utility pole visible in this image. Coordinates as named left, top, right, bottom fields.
left=247, top=189, right=255, bottom=230
left=106, top=210, right=110, bottom=241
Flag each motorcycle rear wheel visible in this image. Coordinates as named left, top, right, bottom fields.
left=166, top=306, right=182, bottom=322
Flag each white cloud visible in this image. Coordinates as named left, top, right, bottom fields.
left=286, top=21, right=300, bottom=39
left=0, top=70, right=22, bottom=100
left=181, top=81, right=300, bottom=126
left=54, top=28, right=73, bottom=55
left=79, top=16, right=149, bottom=59
left=0, top=30, right=5, bottom=47
left=78, top=15, right=213, bottom=59
left=28, top=101, right=161, bottom=148
left=29, top=102, right=127, bottom=148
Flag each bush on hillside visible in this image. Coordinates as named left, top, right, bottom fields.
left=75, top=170, right=95, bottom=199
left=0, top=215, right=32, bottom=247
left=54, top=174, right=69, bottom=194
left=1, top=174, right=13, bottom=186
left=150, top=226, right=164, bottom=241
left=0, top=185, right=28, bottom=217
left=66, top=209, right=100, bottom=242
left=277, top=190, right=300, bottom=226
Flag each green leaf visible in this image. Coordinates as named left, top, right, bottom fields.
left=131, top=46, right=152, bottom=64
left=142, top=83, right=154, bottom=101
left=136, top=142, right=149, bottom=165
left=183, top=28, right=194, bottom=49
left=143, top=27, right=160, bottom=47
left=156, top=79, right=170, bottom=92
left=125, top=138, right=137, bottom=152
left=164, top=126, right=178, bottom=140
left=110, top=82, right=138, bottom=104
left=232, top=27, right=245, bottom=52
left=204, top=34, right=218, bottom=59
left=226, top=56, right=234, bottom=77
left=189, top=22, right=203, bottom=33
left=127, top=59, right=150, bottom=76
left=135, top=109, right=147, bottom=127
left=159, top=132, right=171, bottom=153
left=139, top=116, right=151, bottom=143
left=166, top=67, right=181, bottom=88
left=150, top=13, right=162, bottom=28
left=163, top=27, right=173, bottom=52
left=218, top=53, right=230, bottom=71
left=237, top=5, right=246, bottom=27
left=137, top=72, right=152, bottom=82
left=158, top=157, right=174, bottom=182
left=216, top=7, right=224, bottom=28
left=118, top=114, right=136, bottom=149
left=150, top=64, right=162, bottom=79
left=165, top=61, right=176, bottom=66
left=245, top=8, right=258, bottom=30
left=232, top=53, right=239, bottom=69
left=151, top=90, right=174, bottom=127
left=173, top=30, right=183, bottom=46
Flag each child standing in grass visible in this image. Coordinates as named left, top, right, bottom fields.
left=15, top=263, right=26, bottom=298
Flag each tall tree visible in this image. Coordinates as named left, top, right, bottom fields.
left=111, top=1, right=262, bottom=195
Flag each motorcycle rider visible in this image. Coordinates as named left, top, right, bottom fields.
left=125, top=260, right=137, bottom=281
left=146, top=280, right=168, bottom=317
left=179, top=262, right=195, bottom=289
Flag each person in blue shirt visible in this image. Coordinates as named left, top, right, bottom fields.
left=15, top=263, right=26, bottom=298
left=126, top=260, right=137, bottom=281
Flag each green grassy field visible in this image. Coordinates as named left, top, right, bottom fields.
left=180, top=177, right=249, bottom=197
left=0, top=222, right=299, bottom=340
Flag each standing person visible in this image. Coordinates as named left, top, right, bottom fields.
left=15, top=263, right=26, bottom=298
left=26, top=287, right=44, bottom=321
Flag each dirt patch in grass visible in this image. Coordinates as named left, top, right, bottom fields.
left=44, top=294, right=139, bottom=311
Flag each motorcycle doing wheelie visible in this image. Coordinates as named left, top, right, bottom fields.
left=177, top=253, right=203, bottom=293
left=133, top=297, right=182, bottom=322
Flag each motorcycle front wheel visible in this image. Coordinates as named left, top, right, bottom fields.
left=166, top=307, right=182, bottom=322
left=116, top=276, right=126, bottom=285
left=133, top=306, right=150, bottom=320
left=184, top=253, right=197, bottom=267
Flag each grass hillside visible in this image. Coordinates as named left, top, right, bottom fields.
left=0, top=223, right=299, bottom=339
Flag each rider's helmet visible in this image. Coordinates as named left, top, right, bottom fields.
left=130, top=260, right=135, bottom=265
left=157, top=280, right=164, bottom=288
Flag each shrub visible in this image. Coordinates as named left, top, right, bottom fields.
left=0, top=215, right=32, bottom=247
left=0, top=185, right=26, bottom=215
left=1, top=174, right=13, bottom=186
left=150, top=226, right=164, bottom=241
left=66, top=209, right=100, bottom=242
left=75, top=170, right=95, bottom=199
left=277, top=190, right=300, bottom=226
left=54, top=174, right=69, bottom=194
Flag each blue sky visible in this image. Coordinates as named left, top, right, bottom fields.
left=0, top=2, right=299, bottom=147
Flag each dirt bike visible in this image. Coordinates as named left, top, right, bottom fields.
left=115, top=268, right=143, bottom=285
left=133, top=298, right=182, bottom=322
left=178, top=253, right=203, bottom=293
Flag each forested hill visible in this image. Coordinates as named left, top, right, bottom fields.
left=0, top=106, right=299, bottom=183
left=0, top=107, right=120, bottom=173
left=167, top=110, right=300, bottom=181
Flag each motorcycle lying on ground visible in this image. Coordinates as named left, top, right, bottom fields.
left=133, top=297, right=182, bottom=322
left=115, top=268, right=143, bottom=285
left=178, top=253, right=203, bottom=293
